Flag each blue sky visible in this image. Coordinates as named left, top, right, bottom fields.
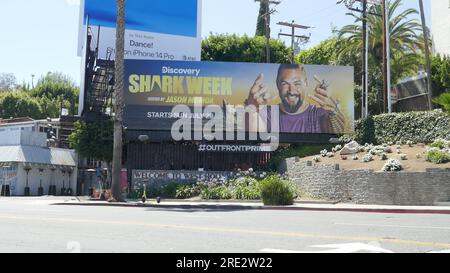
left=0, top=0, right=431, bottom=86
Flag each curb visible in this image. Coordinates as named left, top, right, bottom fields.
left=52, top=202, right=450, bottom=215
left=82, top=198, right=338, bottom=205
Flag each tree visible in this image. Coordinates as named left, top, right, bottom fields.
left=255, top=1, right=269, bottom=37
left=0, top=92, right=43, bottom=119
left=0, top=73, right=17, bottom=92
left=337, top=0, right=424, bottom=84
left=297, top=38, right=339, bottom=66
left=431, top=54, right=450, bottom=98
left=202, top=34, right=291, bottom=64
left=31, top=72, right=79, bottom=117
left=69, top=120, right=113, bottom=162
left=37, top=72, right=77, bottom=87
left=69, top=120, right=114, bottom=186
left=433, top=93, right=450, bottom=113
left=111, top=0, right=126, bottom=202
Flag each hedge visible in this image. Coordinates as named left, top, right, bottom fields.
left=351, top=111, right=450, bottom=145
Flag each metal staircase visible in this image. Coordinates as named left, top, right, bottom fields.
left=82, top=26, right=115, bottom=121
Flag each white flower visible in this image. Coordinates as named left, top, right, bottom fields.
left=382, top=159, right=403, bottom=172
left=362, top=154, right=373, bottom=163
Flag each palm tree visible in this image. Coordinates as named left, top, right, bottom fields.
left=110, top=0, right=126, bottom=202
left=337, top=0, right=424, bottom=84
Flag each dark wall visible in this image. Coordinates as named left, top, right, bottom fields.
left=126, top=142, right=272, bottom=172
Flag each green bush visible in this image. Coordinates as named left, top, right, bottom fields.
left=200, top=186, right=233, bottom=200
left=434, top=93, right=450, bottom=113
left=355, top=116, right=376, bottom=145
left=160, top=183, right=182, bottom=198
left=175, top=184, right=200, bottom=199
left=347, top=111, right=450, bottom=145
left=260, top=175, right=296, bottom=206
left=426, top=149, right=450, bottom=164
left=231, top=177, right=261, bottom=200
left=429, top=138, right=450, bottom=150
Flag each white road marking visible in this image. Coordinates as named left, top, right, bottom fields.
left=335, top=222, right=450, bottom=231
left=261, top=242, right=394, bottom=253
left=427, top=250, right=450, bottom=253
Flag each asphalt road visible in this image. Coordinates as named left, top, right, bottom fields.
left=1, top=197, right=450, bottom=253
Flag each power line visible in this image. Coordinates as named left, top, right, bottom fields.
left=277, top=21, right=312, bottom=63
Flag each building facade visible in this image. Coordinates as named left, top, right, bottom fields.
left=431, top=0, right=450, bottom=56
left=0, top=130, right=78, bottom=196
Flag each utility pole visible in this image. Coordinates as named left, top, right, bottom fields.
left=277, top=21, right=311, bottom=63
left=361, top=0, right=369, bottom=118
left=419, top=0, right=433, bottom=110
left=337, top=0, right=380, bottom=117
left=255, top=0, right=281, bottom=63
left=382, top=0, right=392, bottom=113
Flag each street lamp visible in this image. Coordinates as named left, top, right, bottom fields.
left=49, top=166, right=56, bottom=196
left=1, top=165, right=11, bottom=197
left=61, top=168, right=67, bottom=196
left=38, top=168, right=44, bottom=196
left=24, top=164, right=32, bottom=196
left=67, top=168, right=74, bottom=196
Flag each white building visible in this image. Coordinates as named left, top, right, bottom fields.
left=431, top=0, right=450, bottom=56
left=0, top=117, right=60, bottom=138
left=0, top=130, right=77, bottom=196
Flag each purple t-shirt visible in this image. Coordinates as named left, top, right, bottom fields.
left=267, top=105, right=331, bottom=134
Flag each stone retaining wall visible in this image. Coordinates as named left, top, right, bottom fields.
left=280, top=157, right=450, bottom=205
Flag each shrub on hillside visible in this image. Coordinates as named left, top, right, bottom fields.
left=344, top=111, right=450, bottom=145
left=355, top=116, right=376, bottom=145
left=382, top=159, right=403, bottom=172
left=426, top=149, right=450, bottom=164
left=429, top=138, right=450, bottom=150
left=260, top=175, right=296, bottom=206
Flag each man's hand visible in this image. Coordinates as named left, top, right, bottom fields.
left=246, top=73, right=269, bottom=108
left=308, top=77, right=346, bottom=133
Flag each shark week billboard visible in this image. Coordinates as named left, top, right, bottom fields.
left=124, top=60, right=355, bottom=136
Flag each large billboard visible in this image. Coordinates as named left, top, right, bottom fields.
left=124, top=60, right=354, bottom=136
left=77, top=0, right=202, bottom=61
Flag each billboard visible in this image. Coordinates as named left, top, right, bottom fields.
left=77, top=0, right=202, bottom=61
left=124, top=60, right=354, bottom=136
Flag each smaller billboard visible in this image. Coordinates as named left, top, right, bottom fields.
left=78, top=0, right=202, bottom=61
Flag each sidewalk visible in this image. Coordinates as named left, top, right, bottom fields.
left=52, top=197, right=450, bottom=215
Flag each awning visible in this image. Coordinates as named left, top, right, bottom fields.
left=0, top=145, right=77, bottom=167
